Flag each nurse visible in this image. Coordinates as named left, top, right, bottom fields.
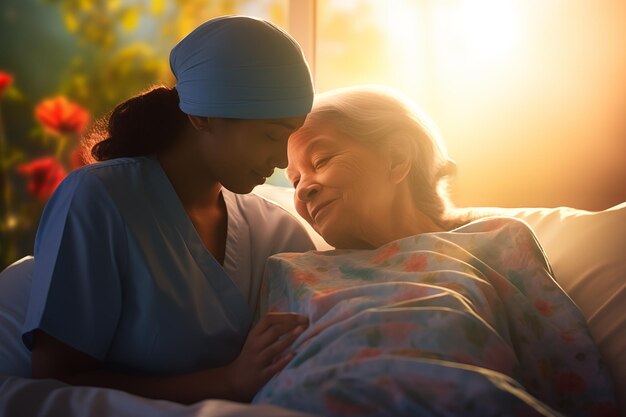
left=21, top=16, right=315, bottom=404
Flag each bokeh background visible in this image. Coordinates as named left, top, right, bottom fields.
left=1, top=0, right=625, bottom=269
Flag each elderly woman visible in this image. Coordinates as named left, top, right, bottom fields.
left=252, top=86, right=618, bottom=417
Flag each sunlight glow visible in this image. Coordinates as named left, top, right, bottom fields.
left=315, top=0, right=626, bottom=209
left=432, top=0, right=522, bottom=65
left=373, top=0, right=423, bottom=92
left=363, top=0, right=526, bottom=113
left=381, top=1, right=419, bottom=49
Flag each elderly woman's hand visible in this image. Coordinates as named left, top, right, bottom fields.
left=225, top=312, right=307, bottom=402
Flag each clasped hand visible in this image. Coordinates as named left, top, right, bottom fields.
left=226, top=312, right=308, bottom=401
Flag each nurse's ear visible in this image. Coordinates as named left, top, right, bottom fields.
left=187, top=115, right=213, bottom=132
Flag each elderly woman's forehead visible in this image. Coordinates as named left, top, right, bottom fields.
left=290, top=134, right=339, bottom=154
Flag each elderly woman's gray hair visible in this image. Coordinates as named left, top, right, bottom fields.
left=291, top=85, right=465, bottom=229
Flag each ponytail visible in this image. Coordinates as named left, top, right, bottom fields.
left=84, top=86, right=189, bottom=162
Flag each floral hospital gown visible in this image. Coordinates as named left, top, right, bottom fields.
left=253, top=217, right=618, bottom=417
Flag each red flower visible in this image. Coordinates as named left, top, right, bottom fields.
left=404, top=253, right=428, bottom=272
left=353, top=347, right=383, bottom=361
left=293, top=270, right=319, bottom=285
left=553, top=370, right=587, bottom=394
left=371, top=242, right=400, bottom=264
left=534, top=299, right=554, bottom=316
left=559, top=328, right=577, bottom=342
left=35, top=96, right=90, bottom=135
left=0, top=71, right=13, bottom=97
left=16, top=157, right=67, bottom=201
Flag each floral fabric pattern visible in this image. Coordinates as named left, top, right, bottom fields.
left=253, top=217, right=617, bottom=417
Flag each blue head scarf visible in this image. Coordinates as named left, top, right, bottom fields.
left=169, top=15, right=314, bottom=119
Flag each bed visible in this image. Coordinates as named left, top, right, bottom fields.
left=1, top=184, right=624, bottom=416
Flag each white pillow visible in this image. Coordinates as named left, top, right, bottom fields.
left=254, top=184, right=626, bottom=412
left=0, top=256, right=33, bottom=377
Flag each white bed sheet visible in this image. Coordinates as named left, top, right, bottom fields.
left=0, top=375, right=317, bottom=417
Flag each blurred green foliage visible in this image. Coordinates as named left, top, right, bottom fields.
left=0, top=0, right=287, bottom=268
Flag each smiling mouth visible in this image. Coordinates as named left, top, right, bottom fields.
left=310, top=199, right=337, bottom=221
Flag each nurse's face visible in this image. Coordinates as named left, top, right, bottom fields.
left=286, top=125, right=397, bottom=249
left=201, top=115, right=307, bottom=194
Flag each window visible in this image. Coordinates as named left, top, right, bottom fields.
left=279, top=0, right=626, bottom=210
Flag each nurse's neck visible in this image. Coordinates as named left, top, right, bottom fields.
left=157, top=133, right=228, bottom=264
left=156, top=137, right=223, bottom=211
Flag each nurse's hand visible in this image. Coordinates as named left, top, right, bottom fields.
left=226, top=312, right=308, bottom=402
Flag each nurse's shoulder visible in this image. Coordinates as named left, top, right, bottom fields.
left=36, top=158, right=145, bottom=241
left=49, top=157, right=152, bottom=205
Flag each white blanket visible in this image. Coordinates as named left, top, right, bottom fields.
left=0, top=375, right=317, bottom=417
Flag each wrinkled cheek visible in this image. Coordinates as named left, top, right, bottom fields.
left=328, top=201, right=355, bottom=234
left=342, top=194, right=364, bottom=219
left=294, top=202, right=312, bottom=225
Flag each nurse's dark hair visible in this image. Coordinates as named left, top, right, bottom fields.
left=83, top=85, right=189, bottom=162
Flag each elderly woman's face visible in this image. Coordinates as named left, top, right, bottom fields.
left=287, top=125, right=397, bottom=249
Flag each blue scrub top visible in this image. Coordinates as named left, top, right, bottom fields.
left=22, top=156, right=314, bottom=375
